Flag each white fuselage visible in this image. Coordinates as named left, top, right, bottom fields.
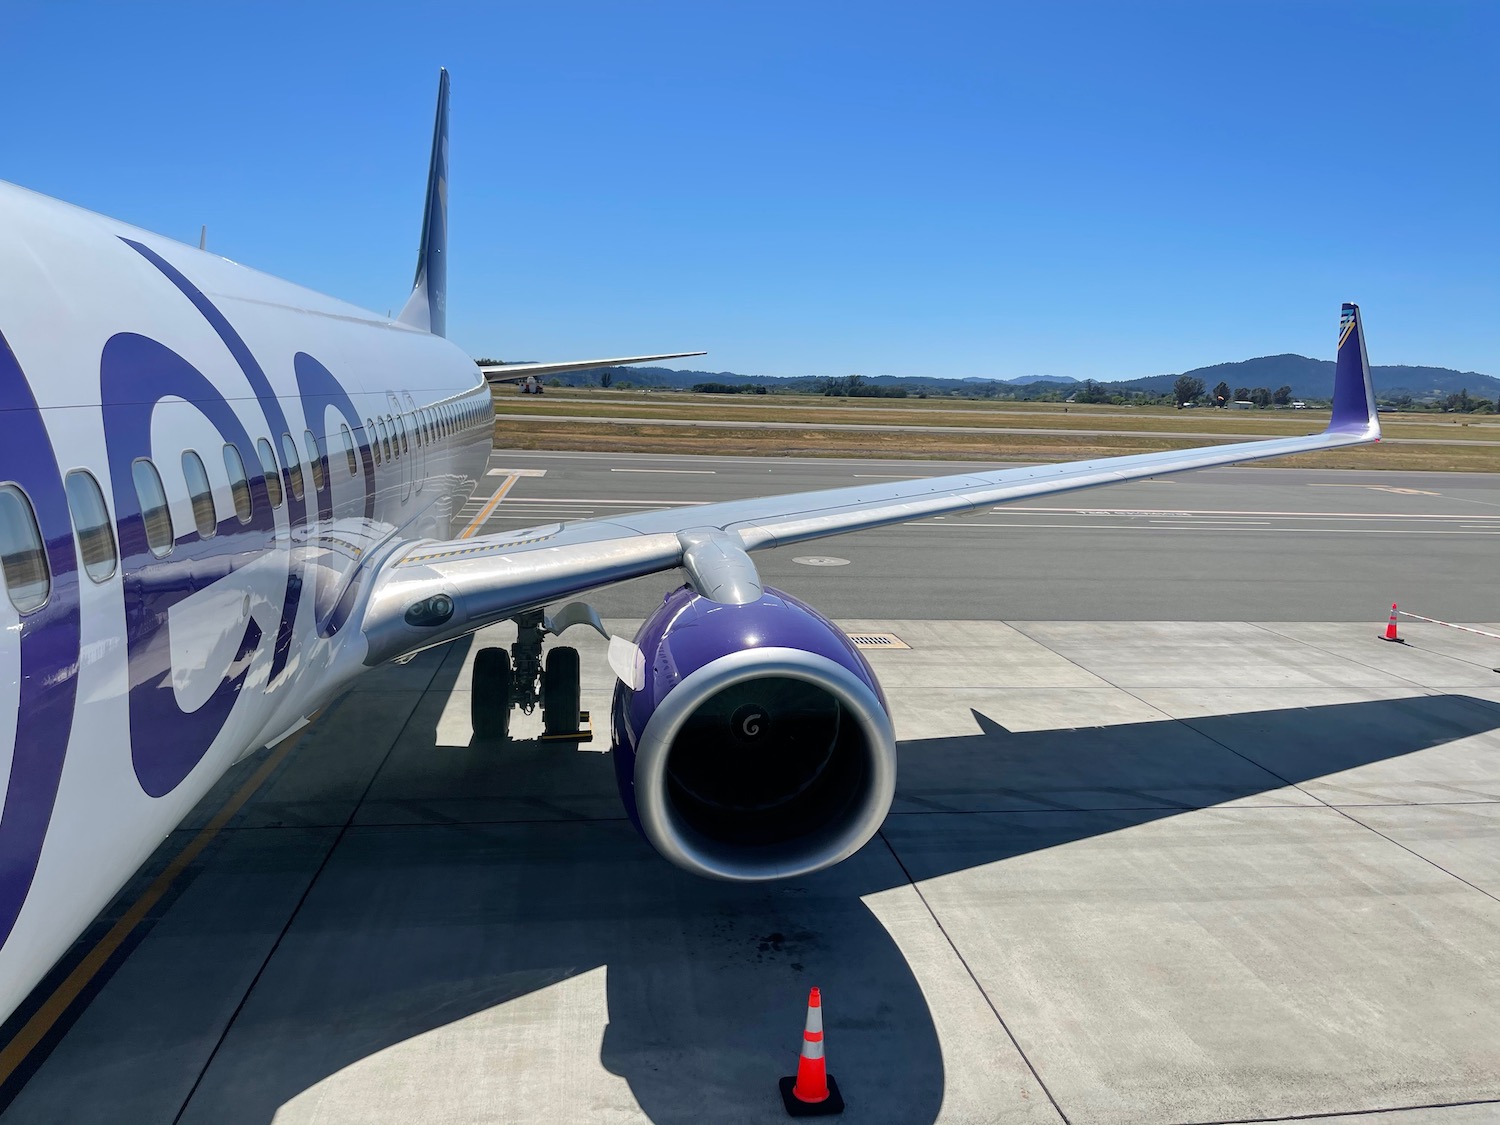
left=0, top=180, right=492, bottom=1018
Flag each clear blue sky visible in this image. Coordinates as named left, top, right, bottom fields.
left=3, top=1, right=1496, bottom=380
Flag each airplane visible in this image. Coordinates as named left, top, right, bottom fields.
left=0, top=69, right=1380, bottom=1024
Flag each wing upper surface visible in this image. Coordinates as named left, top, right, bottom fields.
left=360, top=306, right=1380, bottom=665
left=481, top=352, right=707, bottom=382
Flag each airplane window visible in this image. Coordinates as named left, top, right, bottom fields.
left=386, top=414, right=399, bottom=458
left=64, top=470, right=118, bottom=583
left=279, top=434, right=304, bottom=500
left=0, top=483, right=51, bottom=612
left=181, top=450, right=218, bottom=539
left=256, top=439, right=284, bottom=509
left=131, top=458, right=175, bottom=558
left=223, top=443, right=253, bottom=522
left=339, top=424, right=357, bottom=476
left=398, top=414, right=410, bottom=454
left=367, top=419, right=381, bottom=465
left=303, top=430, right=326, bottom=492
left=377, top=419, right=391, bottom=463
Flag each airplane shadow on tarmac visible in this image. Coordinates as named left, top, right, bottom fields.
left=23, top=662, right=1500, bottom=1125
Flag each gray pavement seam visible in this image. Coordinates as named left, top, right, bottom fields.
left=1126, top=627, right=1500, bottom=906
left=1253, top=621, right=1500, bottom=680
left=1006, top=617, right=1500, bottom=919
left=1166, top=1094, right=1500, bottom=1124
left=874, top=831, right=1072, bottom=1125
left=169, top=690, right=432, bottom=1125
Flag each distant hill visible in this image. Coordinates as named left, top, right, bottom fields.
left=1108, top=355, right=1500, bottom=401
left=485, top=356, right=1497, bottom=402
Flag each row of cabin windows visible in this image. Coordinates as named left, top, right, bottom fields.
left=0, top=395, right=492, bottom=614
left=360, top=396, right=489, bottom=470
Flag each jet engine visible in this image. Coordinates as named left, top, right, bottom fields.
left=611, top=585, right=896, bottom=881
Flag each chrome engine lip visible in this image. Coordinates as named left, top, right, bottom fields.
left=633, top=646, right=897, bottom=882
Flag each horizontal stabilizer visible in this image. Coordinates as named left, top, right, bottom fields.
left=480, top=351, right=706, bottom=383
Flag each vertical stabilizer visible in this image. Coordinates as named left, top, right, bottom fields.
left=1329, top=302, right=1378, bottom=436
left=397, top=69, right=450, bottom=337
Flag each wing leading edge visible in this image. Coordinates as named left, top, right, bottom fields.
left=360, top=305, right=1380, bottom=665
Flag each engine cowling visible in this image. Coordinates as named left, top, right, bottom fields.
left=611, top=585, right=897, bottom=882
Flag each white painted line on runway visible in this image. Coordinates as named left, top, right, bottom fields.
left=1000, top=506, right=1498, bottom=520
left=610, top=468, right=717, bottom=474
left=1308, top=483, right=1442, bottom=495
left=485, top=468, right=549, bottom=477
left=853, top=474, right=940, bottom=479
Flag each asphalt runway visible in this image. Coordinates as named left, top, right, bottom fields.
left=469, top=449, right=1500, bottom=625
left=1, top=450, right=1497, bottom=1125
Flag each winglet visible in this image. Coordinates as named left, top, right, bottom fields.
left=1328, top=302, right=1379, bottom=438
left=397, top=68, right=450, bottom=337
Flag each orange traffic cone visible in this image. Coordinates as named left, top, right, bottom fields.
left=779, top=987, right=844, bottom=1116
left=1380, top=603, right=1404, bottom=643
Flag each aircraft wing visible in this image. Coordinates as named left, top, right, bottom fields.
left=480, top=352, right=707, bottom=383
left=360, top=305, right=1379, bottom=665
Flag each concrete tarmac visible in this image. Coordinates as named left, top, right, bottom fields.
left=1, top=450, right=1497, bottom=1124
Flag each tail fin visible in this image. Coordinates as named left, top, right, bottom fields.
left=1328, top=302, right=1379, bottom=437
left=397, top=68, right=450, bottom=337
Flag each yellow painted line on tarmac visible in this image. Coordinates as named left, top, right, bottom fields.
left=0, top=721, right=315, bottom=1086
left=459, top=473, right=522, bottom=539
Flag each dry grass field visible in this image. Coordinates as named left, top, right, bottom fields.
left=489, top=386, right=1500, bottom=472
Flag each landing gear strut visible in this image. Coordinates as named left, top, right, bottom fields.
left=471, top=606, right=598, bottom=743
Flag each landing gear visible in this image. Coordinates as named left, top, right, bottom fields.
left=471, top=646, right=512, bottom=741
left=468, top=606, right=594, bottom=743
left=543, top=647, right=582, bottom=737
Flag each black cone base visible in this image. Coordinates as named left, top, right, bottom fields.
left=779, top=1074, right=844, bottom=1116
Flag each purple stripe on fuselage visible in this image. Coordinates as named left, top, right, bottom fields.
left=100, top=331, right=275, bottom=797
left=119, top=240, right=308, bottom=682
left=0, top=332, right=80, bottom=950
left=292, top=352, right=377, bottom=634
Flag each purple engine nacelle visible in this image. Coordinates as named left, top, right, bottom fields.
left=610, top=585, right=897, bottom=882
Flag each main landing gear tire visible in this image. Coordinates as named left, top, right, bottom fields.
left=542, top=646, right=581, bottom=737
left=472, top=646, right=513, bottom=742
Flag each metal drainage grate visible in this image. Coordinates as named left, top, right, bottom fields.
left=848, top=633, right=910, bottom=650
